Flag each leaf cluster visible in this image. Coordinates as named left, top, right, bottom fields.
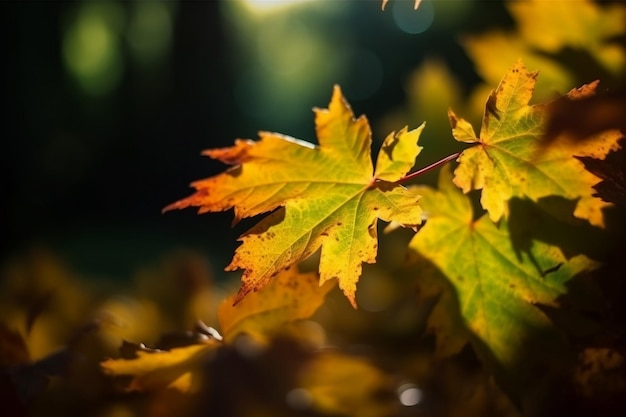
left=2, top=1, right=626, bottom=416
left=159, top=57, right=624, bottom=412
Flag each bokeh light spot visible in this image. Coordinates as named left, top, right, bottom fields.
left=392, top=0, right=434, bottom=34
left=286, top=387, right=314, bottom=410
left=257, top=20, right=315, bottom=76
left=242, top=0, right=311, bottom=16
left=62, top=3, right=124, bottom=96
left=398, top=383, right=423, bottom=406
left=233, top=333, right=265, bottom=358
left=127, top=1, right=173, bottom=67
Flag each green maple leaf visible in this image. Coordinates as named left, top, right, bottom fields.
left=165, top=86, right=424, bottom=307
left=451, top=60, right=622, bottom=227
left=409, top=164, right=599, bottom=397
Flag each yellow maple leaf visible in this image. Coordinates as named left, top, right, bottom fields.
left=450, top=60, right=622, bottom=227
left=100, top=341, right=220, bottom=393
left=166, top=86, right=424, bottom=307
left=218, top=267, right=335, bottom=344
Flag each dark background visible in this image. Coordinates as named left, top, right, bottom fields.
left=1, top=0, right=510, bottom=281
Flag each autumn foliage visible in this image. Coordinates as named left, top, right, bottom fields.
left=3, top=1, right=626, bottom=417
left=160, top=59, right=623, bottom=405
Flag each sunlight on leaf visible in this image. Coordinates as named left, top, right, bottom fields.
left=165, top=86, right=424, bottom=307
left=451, top=60, right=622, bottom=227
left=218, top=267, right=335, bottom=344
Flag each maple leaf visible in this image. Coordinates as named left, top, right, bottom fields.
left=218, top=267, right=335, bottom=344
left=165, top=86, right=424, bottom=307
left=409, top=165, right=600, bottom=398
left=450, top=60, right=622, bottom=227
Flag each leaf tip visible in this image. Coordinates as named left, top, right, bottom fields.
left=232, top=287, right=249, bottom=307
left=447, top=108, right=459, bottom=126
left=332, top=84, right=343, bottom=97
left=314, top=84, right=345, bottom=115
left=162, top=198, right=191, bottom=214
left=340, top=285, right=358, bottom=309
